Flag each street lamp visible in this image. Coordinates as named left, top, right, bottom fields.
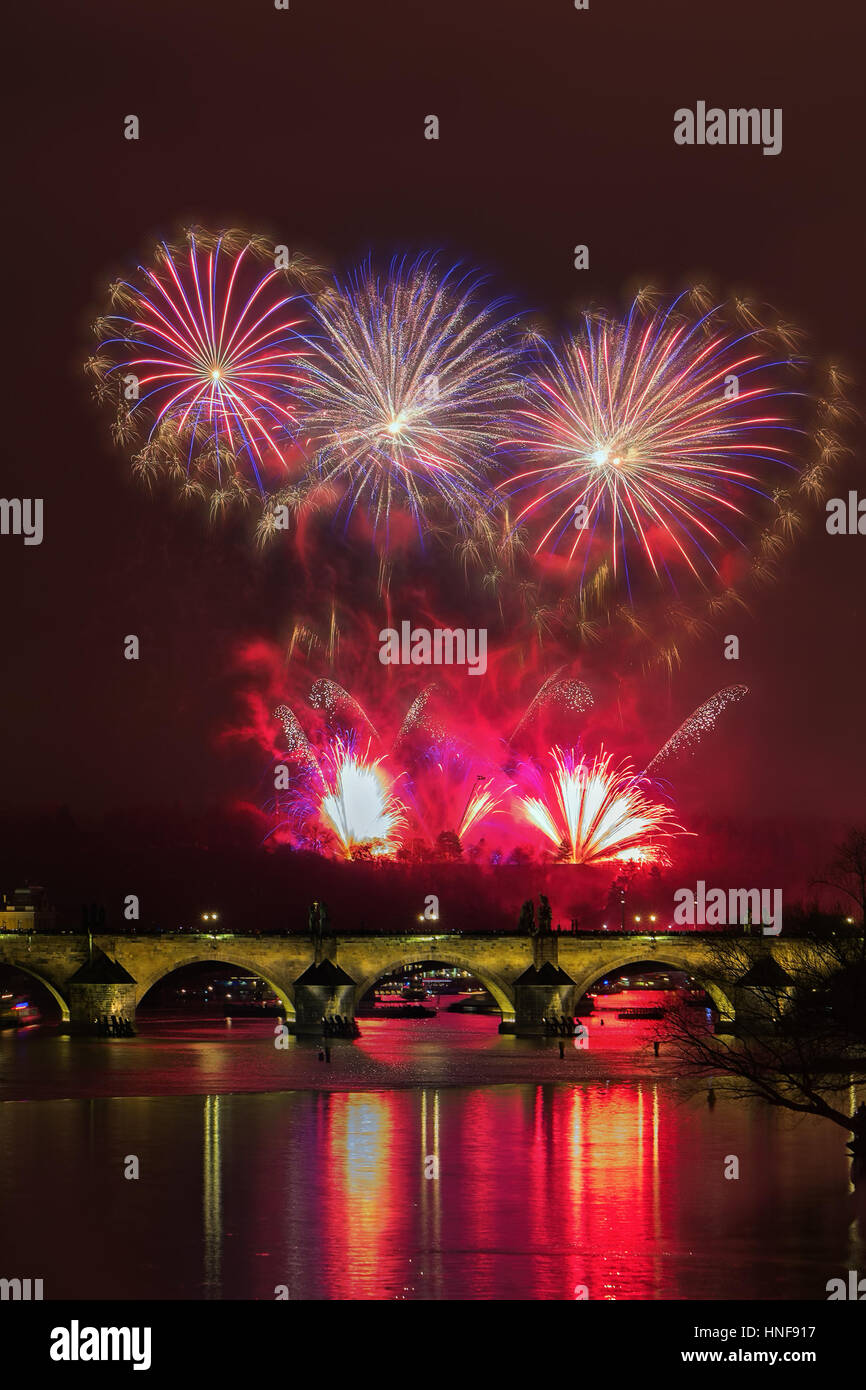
left=201, top=911, right=219, bottom=940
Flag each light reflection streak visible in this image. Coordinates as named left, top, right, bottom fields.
left=203, top=1093, right=222, bottom=1296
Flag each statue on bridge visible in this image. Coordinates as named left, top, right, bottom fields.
left=308, top=901, right=330, bottom=958
left=538, top=895, right=553, bottom=935
left=518, top=896, right=553, bottom=936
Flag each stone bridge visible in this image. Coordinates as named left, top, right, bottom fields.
left=0, top=929, right=809, bottom=1036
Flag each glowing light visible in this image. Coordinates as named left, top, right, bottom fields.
left=262, top=676, right=746, bottom=867
left=319, top=739, right=406, bottom=859
left=294, top=252, right=521, bottom=541
left=516, top=746, right=681, bottom=865
left=90, top=228, right=312, bottom=498
left=457, top=775, right=508, bottom=840
left=504, top=291, right=806, bottom=596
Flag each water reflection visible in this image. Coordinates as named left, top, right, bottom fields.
left=203, top=1094, right=221, bottom=1296
left=0, top=1019, right=861, bottom=1300
left=324, top=1093, right=396, bottom=1298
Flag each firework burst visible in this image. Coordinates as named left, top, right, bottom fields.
left=403, top=741, right=512, bottom=847
left=504, top=291, right=809, bottom=600
left=89, top=229, right=315, bottom=500
left=289, top=253, right=521, bottom=543
left=317, top=736, right=407, bottom=860
left=516, top=746, right=681, bottom=865
left=457, top=774, right=509, bottom=840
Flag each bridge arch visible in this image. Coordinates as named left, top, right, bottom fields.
left=0, top=960, right=70, bottom=1022
left=354, top=952, right=516, bottom=1023
left=571, top=950, right=735, bottom=1022
left=135, top=954, right=296, bottom=1018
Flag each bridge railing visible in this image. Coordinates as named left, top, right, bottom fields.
left=0, top=924, right=839, bottom=941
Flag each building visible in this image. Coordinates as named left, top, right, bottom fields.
left=0, top=885, right=56, bottom=934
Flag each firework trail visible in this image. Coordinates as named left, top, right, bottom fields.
left=516, top=746, right=681, bottom=865
left=89, top=229, right=313, bottom=501
left=646, top=684, right=748, bottom=774
left=388, top=683, right=511, bottom=845
left=290, top=253, right=521, bottom=543
left=309, top=678, right=379, bottom=739
left=509, top=670, right=594, bottom=745
left=504, top=291, right=808, bottom=599
left=274, top=703, right=324, bottom=784
left=393, top=684, right=447, bottom=750
left=457, top=774, right=510, bottom=839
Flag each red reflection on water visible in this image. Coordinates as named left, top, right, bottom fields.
left=1, top=1007, right=856, bottom=1299
left=319, top=1091, right=404, bottom=1298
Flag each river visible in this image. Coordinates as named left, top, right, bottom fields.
left=0, top=999, right=861, bottom=1300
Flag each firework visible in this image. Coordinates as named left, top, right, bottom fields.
left=310, top=678, right=379, bottom=739
left=263, top=661, right=751, bottom=864
left=274, top=702, right=323, bottom=782
left=89, top=229, right=313, bottom=500
left=291, top=253, right=521, bottom=542
left=317, top=736, right=406, bottom=860
left=394, top=683, right=440, bottom=749
left=390, top=685, right=507, bottom=844
left=509, top=669, right=594, bottom=745
left=504, top=291, right=808, bottom=598
left=646, top=684, right=748, bottom=774
left=404, top=743, right=512, bottom=847
left=273, top=700, right=405, bottom=859
left=516, top=746, right=681, bottom=865
left=457, top=774, right=508, bottom=839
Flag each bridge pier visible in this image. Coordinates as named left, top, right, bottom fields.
left=511, top=962, right=576, bottom=1036
left=291, top=959, right=356, bottom=1035
left=67, top=949, right=137, bottom=1036
left=724, top=954, right=795, bottom=1035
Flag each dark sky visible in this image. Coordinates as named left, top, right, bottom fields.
left=3, top=0, right=864, bottom=852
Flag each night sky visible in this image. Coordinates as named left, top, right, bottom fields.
left=2, top=0, right=863, bottom=919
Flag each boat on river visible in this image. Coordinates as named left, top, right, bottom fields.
left=0, top=993, right=41, bottom=1028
